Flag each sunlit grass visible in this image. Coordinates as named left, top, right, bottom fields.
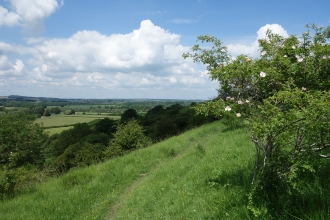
left=44, top=126, right=73, bottom=135
left=0, top=121, right=255, bottom=219
left=35, top=114, right=120, bottom=127
left=1, top=120, right=328, bottom=219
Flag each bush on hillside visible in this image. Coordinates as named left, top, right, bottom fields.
left=106, top=119, right=151, bottom=152
left=184, top=23, right=330, bottom=217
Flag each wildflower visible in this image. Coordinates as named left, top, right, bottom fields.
left=283, top=55, right=287, bottom=57
left=323, top=56, right=327, bottom=59
left=236, top=113, right=241, bottom=117
left=230, top=97, right=235, bottom=101
left=302, top=87, right=307, bottom=91
left=245, top=57, right=251, bottom=62
left=245, top=100, right=250, bottom=103
left=292, top=46, right=296, bottom=49
left=237, top=100, right=243, bottom=104
left=225, top=106, right=231, bottom=111
left=221, top=48, right=226, bottom=52
left=295, top=55, right=303, bottom=62
left=260, top=71, right=266, bottom=77
left=261, top=51, right=267, bottom=56
left=226, top=96, right=231, bottom=100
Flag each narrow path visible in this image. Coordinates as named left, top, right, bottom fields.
left=106, top=174, right=147, bottom=220
left=105, top=139, right=202, bottom=220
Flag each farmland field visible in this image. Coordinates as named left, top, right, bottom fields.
left=36, top=114, right=120, bottom=128
left=43, top=126, right=73, bottom=136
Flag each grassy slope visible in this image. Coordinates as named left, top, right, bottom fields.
left=0, top=121, right=256, bottom=219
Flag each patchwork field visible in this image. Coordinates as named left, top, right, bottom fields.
left=35, top=114, right=120, bottom=128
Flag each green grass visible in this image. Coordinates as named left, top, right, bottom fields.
left=35, top=114, right=120, bottom=127
left=0, top=121, right=256, bottom=219
left=1, top=120, right=328, bottom=219
left=44, top=126, right=73, bottom=135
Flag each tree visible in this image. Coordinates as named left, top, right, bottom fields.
left=64, top=109, right=75, bottom=115
left=49, top=123, right=92, bottom=158
left=0, top=113, right=46, bottom=169
left=94, top=118, right=117, bottom=136
left=43, top=109, right=51, bottom=116
left=120, top=108, right=139, bottom=124
left=50, top=107, right=61, bottom=114
left=106, top=119, right=151, bottom=152
left=183, top=23, right=330, bottom=217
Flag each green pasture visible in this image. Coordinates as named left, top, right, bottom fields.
left=36, top=114, right=120, bottom=128
left=44, top=126, right=73, bottom=136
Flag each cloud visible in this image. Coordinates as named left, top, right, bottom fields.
left=1, top=19, right=219, bottom=99
left=28, top=20, right=191, bottom=77
left=227, top=24, right=289, bottom=58
left=0, top=55, right=26, bottom=76
left=0, top=5, right=21, bottom=27
left=0, top=0, right=63, bottom=34
left=26, top=22, right=213, bottom=88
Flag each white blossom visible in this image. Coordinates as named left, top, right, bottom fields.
left=295, top=55, right=303, bottom=62
left=225, top=106, right=231, bottom=111
left=260, top=71, right=266, bottom=77
left=261, top=51, right=267, bottom=56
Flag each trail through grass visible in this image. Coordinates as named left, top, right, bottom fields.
left=0, top=121, right=255, bottom=219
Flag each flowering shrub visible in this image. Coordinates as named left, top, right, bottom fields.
left=183, top=23, right=330, bottom=216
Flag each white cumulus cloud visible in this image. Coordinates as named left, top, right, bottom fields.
left=227, top=24, right=289, bottom=58
left=0, top=5, right=21, bottom=27
left=0, top=19, right=219, bottom=99
left=0, top=0, right=63, bottom=34
left=0, top=55, right=26, bottom=76
left=29, top=20, right=193, bottom=78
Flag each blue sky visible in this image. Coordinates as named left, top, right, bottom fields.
left=0, top=0, right=329, bottom=99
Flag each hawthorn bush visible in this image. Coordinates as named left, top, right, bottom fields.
left=104, top=120, right=151, bottom=157
left=184, top=23, right=330, bottom=217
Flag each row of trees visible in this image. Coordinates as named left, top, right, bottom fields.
left=183, top=23, right=330, bottom=217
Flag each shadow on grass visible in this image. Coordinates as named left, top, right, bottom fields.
left=206, top=167, right=252, bottom=189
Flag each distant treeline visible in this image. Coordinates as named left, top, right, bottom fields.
left=1, top=95, right=205, bottom=116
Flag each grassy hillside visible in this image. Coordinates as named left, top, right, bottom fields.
left=0, top=121, right=256, bottom=219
